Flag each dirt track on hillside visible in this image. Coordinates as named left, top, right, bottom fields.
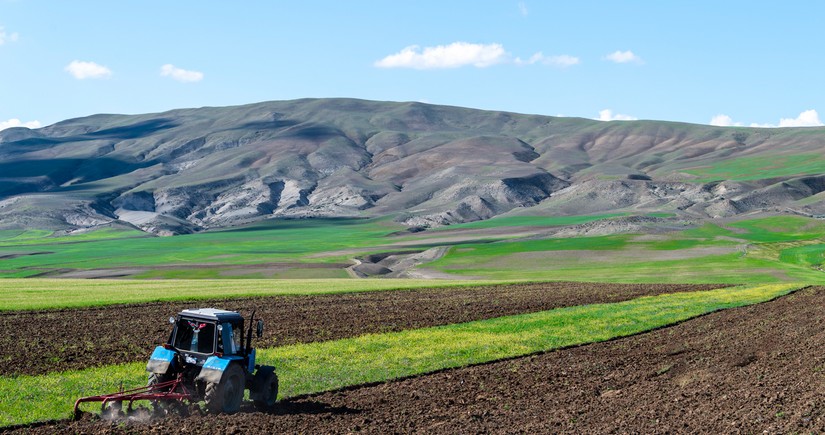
left=0, top=282, right=721, bottom=377
left=18, top=286, right=825, bottom=434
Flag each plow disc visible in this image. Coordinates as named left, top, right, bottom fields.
left=73, top=375, right=192, bottom=420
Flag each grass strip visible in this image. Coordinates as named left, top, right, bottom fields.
left=0, top=283, right=800, bottom=426
left=0, top=278, right=509, bottom=312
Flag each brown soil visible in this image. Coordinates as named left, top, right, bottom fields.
left=0, top=282, right=720, bottom=377
left=15, top=285, right=825, bottom=434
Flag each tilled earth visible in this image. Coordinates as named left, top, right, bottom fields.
left=0, top=282, right=720, bottom=377
left=13, top=285, right=825, bottom=434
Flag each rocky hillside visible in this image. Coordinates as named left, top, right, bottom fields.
left=2, top=98, right=825, bottom=235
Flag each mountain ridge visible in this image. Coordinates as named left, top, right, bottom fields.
left=2, top=98, right=825, bottom=235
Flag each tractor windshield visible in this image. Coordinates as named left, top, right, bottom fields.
left=173, top=319, right=216, bottom=354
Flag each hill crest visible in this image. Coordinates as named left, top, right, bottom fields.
left=2, top=98, right=825, bottom=235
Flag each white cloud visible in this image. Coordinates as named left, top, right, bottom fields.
left=515, top=52, right=580, bottom=67
left=518, top=2, right=528, bottom=16
left=546, top=54, right=580, bottom=67
left=160, top=64, right=204, bottom=83
left=0, top=118, right=41, bottom=131
left=0, top=26, right=18, bottom=45
left=711, top=110, right=824, bottom=128
left=777, top=109, right=823, bottom=127
left=375, top=42, right=508, bottom=69
left=514, top=52, right=544, bottom=65
left=605, top=50, right=642, bottom=64
left=710, top=114, right=742, bottom=127
left=65, top=60, right=112, bottom=79
left=598, top=109, right=637, bottom=121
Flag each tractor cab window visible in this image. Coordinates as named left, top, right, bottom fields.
left=218, top=322, right=244, bottom=355
left=173, top=319, right=215, bottom=354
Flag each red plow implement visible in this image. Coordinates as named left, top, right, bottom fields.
left=72, top=376, right=192, bottom=420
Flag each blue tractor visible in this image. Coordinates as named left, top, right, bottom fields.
left=146, top=308, right=279, bottom=413
left=75, top=308, right=278, bottom=417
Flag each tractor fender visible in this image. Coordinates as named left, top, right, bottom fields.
left=146, top=346, right=176, bottom=375
left=196, top=355, right=244, bottom=384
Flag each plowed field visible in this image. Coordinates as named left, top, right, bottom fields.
left=1, top=282, right=720, bottom=377
left=13, top=286, right=825, bottom=434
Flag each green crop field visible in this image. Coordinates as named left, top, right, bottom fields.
left=0, top=283, right=800, bottom=427
left=427, top=216, right=825, bottom=283
left=0, top=218, right=405, bottom=277
left=0, top=278, right=508, bottom=312
left=2, top=214, right=825, bottom=284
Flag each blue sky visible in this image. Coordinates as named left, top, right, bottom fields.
left=2, top=1, right=824, bottom=129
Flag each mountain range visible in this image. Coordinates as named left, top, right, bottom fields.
left=2, top=98, right=825, bottom=235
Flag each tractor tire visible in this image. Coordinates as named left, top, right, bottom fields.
left=147, top=372, right=174, bottom=415
left=147, top=372, right=173, bottom=390
left=204, top=363, right=244, bottom=414
left=252, top=369, right=279, bottom=411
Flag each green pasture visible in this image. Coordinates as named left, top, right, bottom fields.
left=0, top=214, right=634, bottom=278
left=0, top=278, right=507, bottom=312
left=681, top=153, right=825, bottom=182
left=1, top=214, right=825, bottom=284
left=0, top=227, right=146, bottom=245
left=0, top=283, right=800, bottom=427
left=431, top=213, right=626, bottom=230
left=427, top=215, right=825, bottom=283
left=0, top=218, right=405, bottom=277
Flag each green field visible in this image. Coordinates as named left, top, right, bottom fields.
left=0, top=283, right=799, bottom=426
left=0, top=278, right=506, bottom=312
left=0, top=218, right=405, bottom=277
left=427, top=215, right=825, bottom=283
left=430, top=213, right=626, bottom=230
left=2, top=214, right=825, bottom=284
left=681, top=153, right=825, bottom=182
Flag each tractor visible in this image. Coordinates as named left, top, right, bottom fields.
left=74, top=308, right=278, bottom=418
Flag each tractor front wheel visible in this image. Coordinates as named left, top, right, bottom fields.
left=253, top=370, right=279, bottom=411
left=204, top=364, right=244, bottom=414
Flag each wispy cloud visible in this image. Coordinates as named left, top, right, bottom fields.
left=376, top=42, right=579, bottom=70
left=515, top=52, right=580, bottom=67
left=546, top=54, right=580, bottom=67
left=0, top=26, right=18, bottom=45
left=711, top=110, right=824, bottom=128
left=65, top=60, right=112, bottom=79
left=518, top=2, right=528, bottom=16
left=0, top=118, right=41, bottom=131
left=605, top=50, right=642, bottom=64
left=160, top=64, right=204, bottom=83
left=598, top=109, right=637, bottom=121
left=375, top=42, right=508, bottom=69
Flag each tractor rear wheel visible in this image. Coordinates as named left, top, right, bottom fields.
left=204, top=363, right=244, bottom=414
left=147, top=372, right=173, bottom=390
left=148, top=372, right=174, bottom=415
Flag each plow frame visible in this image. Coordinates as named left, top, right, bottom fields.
left=72, top=375, right=192, bottom=420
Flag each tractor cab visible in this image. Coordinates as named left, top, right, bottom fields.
left=169, top=309, right=245, bottom=364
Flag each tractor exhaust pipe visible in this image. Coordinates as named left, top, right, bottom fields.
left=245, top=310, right=256, bottom=355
